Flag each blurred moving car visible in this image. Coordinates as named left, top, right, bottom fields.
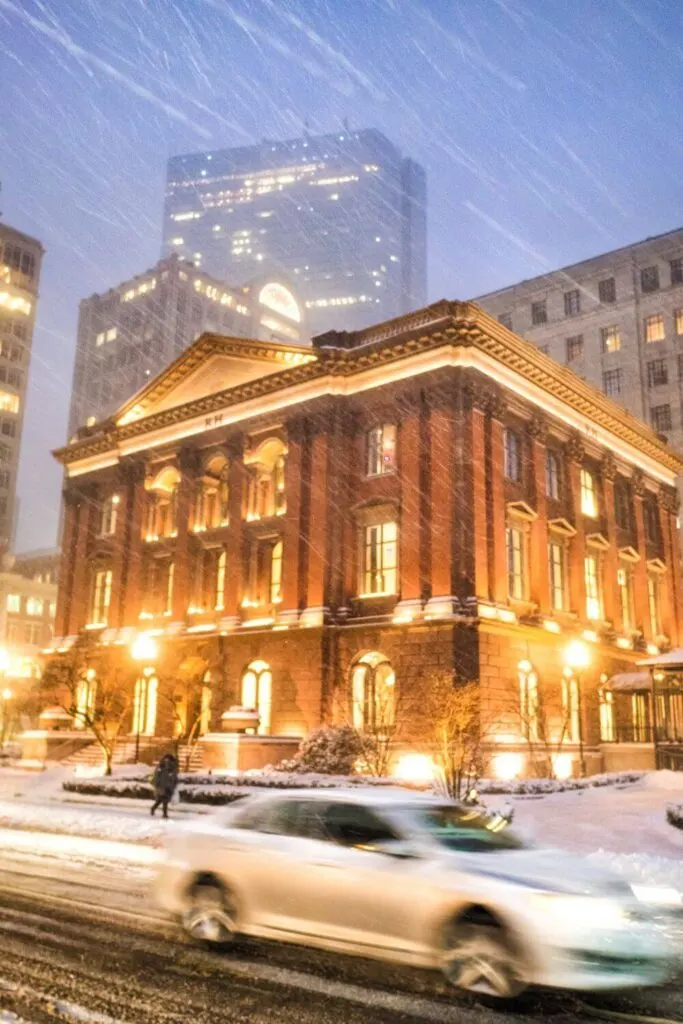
left=155, top=789, right=678, bottom=999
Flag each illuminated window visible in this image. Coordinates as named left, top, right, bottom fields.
left=0, top=391, right=19, bottom=414
left=362, top=522, right=398, bottom=596
left=564, top=289, right=580, bottom=316
left=351, top=652, right=396, bottom=734
left=245, top=439, right=286, bottom=519
left=200, top=673, right=213, bottom=735
left=503, top=429, right=521, bottom=482
left=145, top=466, right=180, bottom=538
left=26, top=597, right=44, bottom=616
left=545, top=451, right=560, bottom=499
left=645, top=313, right=665, bottom=343
left=632, top=692, right=649, bottom=742
left=366, top=424, right=396, bottom=476
left=675, top=309, right=683, bottom=336
left=74, top=671, right=97, bottom=727
left=518, top=662, right=539, bottom=740
left=165, top=562, right=175, bottom=616
left=562, top=675, right=581, bottom=743
left=270, top=541, right=283, bottom=604
left=584, top=554, right=602, bottom=621
left=215, top=551, right=226, bottom=611
left=648, top=574, right=661, bottom=637
left=99, top=493, right=120, bottom=536
left=548, top=540, right=566, bottom=611
left=6, top=594, right=20, bottom=613
left=580, top=468, right=597, bottom=517
left=506, top=525, right=526, bottom=600
left=241, top=660, right=272, bottom=735
left=617, top=566, right=634, bottom=632
left=89, top=569, right=112, bottom=625
left=601, top=325, right=621, bottom=353
left=132, top=673, right=158, bottom=736
left=95, top=332, right=105, bottom=347
left=599, top=688, right=615, bottom=742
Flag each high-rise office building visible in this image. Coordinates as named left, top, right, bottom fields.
left=476, top=228, right=683, bottom=452
left=0, top=223, right=44, bottom=551
left=163, top=128, right=427, bottom=335
left=68, top=255, right=307, bottom=436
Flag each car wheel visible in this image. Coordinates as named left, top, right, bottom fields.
left=183, top=881, right=239, bottom=949
left=442, top=921, right=526, bottom=1000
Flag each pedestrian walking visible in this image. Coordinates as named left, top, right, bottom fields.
left=151, top=753, right=178, bottom=819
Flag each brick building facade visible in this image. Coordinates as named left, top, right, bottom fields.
left=51, top=301, right=683, bottom=777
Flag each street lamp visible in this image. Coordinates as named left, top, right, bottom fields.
left=131, top=633, right=159, bottom=762
left=564, top=639, right=590, bottom=777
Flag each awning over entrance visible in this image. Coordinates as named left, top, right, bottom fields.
left=639, top=648, right=683, bottom=669
left=607, top=672, right=651, bottom=692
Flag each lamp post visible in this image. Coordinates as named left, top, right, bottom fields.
left=564, top=639, right=591, bottom=777
left=131, top=633, right=159, bottom=763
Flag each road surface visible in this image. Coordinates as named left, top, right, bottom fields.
left=0, top=850, right=681, bottom=1024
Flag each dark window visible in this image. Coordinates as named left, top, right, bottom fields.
left=566, top=335, right=584, bottom=362
left=498, top=312, right=512, bottom=330
left=403, top=804, right=526, bottom=852
left=0, top=470, right=10, bottom=489
left=545, top=450, right=560, bottom=499
left=647, top=359, right=668, bottom=387
left=651, top=404, right=672, bottom=433
left=598, top=278, right=616, bottom=304
left=1, top=421, right=15, bottom=437
left=644, top=500, right=660, bottom=545
left=564, top=289, right=580, bottom=316
left=20, top=252, right=35, bottom=278
left=531, top=300, right=547, bottom=325
left=678, top=354, right=683, bottom=381
left=504, top=429, right=522, bottom=482
left=320, top=802, right=398, bottom=848
left=602, top=368, right=623, bottom=397
left=641, top=266, right=660, bottom=293
left=614, top=481, right=632, bottom=531
left=670, top=258, right=683, bottom=286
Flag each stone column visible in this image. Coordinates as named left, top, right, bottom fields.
left=631, top=470, right=651, bottom=639
left=280, top=418, right=305, bottom=625
left=488, top=391, right=508, bottom=606
left=426, top=386, right=457, bottom=616
left=171, top=447, right=197, bottom=621
left=69, top=485, right=96, bottom=631
left=55, top=490, right=78, bottom=637
left=120, top=461, right=147, bottom=626
left=303, top=414, right=331, bottom=625
left=657, top=489, right=678, bottom=643
left=397, top=398, right=424, bottom=618
left=565, top=433, right=586, bottom=618
left=460, top=381, right=489, bottom=605
left=600, top=452, right=620, bottom=632
left=528, top=415, right=549, bottom=614
left=221, top=437, right=247, bottom=626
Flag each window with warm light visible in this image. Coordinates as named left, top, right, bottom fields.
left=362, top=522, right=398, bottom=596
left=503, top=429, right=521, bottom=482
left=648, top=574, right=661, bottom=638
left=245, top=440, right=287, bottom=519
left=545, top=450, right=560, bottom=499
left=0, top=390, right=20, bottom=414
left=365, top=424, right=396, bottom=477
left=132, top=673, right=158, bottom=736
left=99, top=493, right=120, bottom=536
left=351, top=652, right=396, bottom=733
left=241, top=660, right=272, bottom=735
left=26, top=597, right=44, bottom=616
left=506, top=524, right=526, bottom=600
left=600, top=325, right=621, bottom=354
left=145, top=467, right=180, bottom=539
left=89, top=568, right=112, bottom=625
left=562, top=675, right=580, bottom=742
left=6, top=593, right=20, bottom=613
left=74, top=672, right=97, bottom=727
left=193, top=461, right=230, bottom=531
left=165, top=562, right=175, bottom=616
left=270, top=540, right=283, bottom=604
left=584, top=554, right=602, bottom=621
left=675, top=309, right=683, bottom=337
left=599, top=688, right=615, bottom=742
left=617, top=566, right=635, bottom=632
left=580, top=468, right=598, bottom=517
left=548, top=540, right=566, bottom=611
left=645, top=313, right=665, bottom=343
left=215, top=551, right=226, bottom=611
left=518, top=663, right=539, bottom=740
left=632, top=692, right=649, bottom=743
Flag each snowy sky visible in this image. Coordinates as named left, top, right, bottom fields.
left=1, top=0, right=682, bottom=552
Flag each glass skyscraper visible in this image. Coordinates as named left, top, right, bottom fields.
left=163, top=128, right=427, bottom=335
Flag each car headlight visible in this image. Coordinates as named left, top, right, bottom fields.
left=631, top=885, right=682, bottom=908
left=530, top=893, right=629, bottom=930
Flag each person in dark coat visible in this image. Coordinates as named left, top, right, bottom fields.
left=151, top=753, right=178, bottom=819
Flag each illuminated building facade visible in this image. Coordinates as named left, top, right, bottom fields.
left=68, top=255, right=306, bottom=437
left=0, top=223, right=44, bottom=551
left=52, top=302, right=682, bottom=777
left=163, top=129, right=427, bottom=335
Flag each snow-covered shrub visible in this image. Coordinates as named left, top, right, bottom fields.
left=282, top=725, right=363, bottom=775
left=666, top=803, right=683, bottom=831
left=475, top=770, right=645, bottom=796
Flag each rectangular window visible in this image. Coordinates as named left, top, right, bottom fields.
left=580, top=467, right=598, bottom=517
left=90, top=568, right=112, bottom=625
left=562, top=676, right=581, bottom=743
left=648, top=574, right=661, bottom=638
left=614, top=482, right=631, bottom=531
left=25, top=621, right=41, bottom=645
left=270, top=540, right=283, bottom=604
left=617, top=566, right=634, bottom=631
left=26, top=597, right=44, bottom=616
left=645, top=313, right=665, bottom=343
left=215, top=550, right=226, bottom=611
left=504, top=429, right=521, bottom=482
left=598, top=277, right=616, bottom=304
left=641, top=266, right=660, bottom=293
left=531, top=300, right=547, bottom=325
left=165, top=562, right=175, bottom=616
left=506, top=525, right=525, bottom=600
left=548, top=540, right=566, bottom=611
left=584, top=554, right=602, bottom=621
left=498, top=312, right=512, bottom=330
left=365, top=424, right=397, bottom=477
left=644, top=499, right=660, bottom=545
left=675, top=309, right=683, bottom=336
left=566, top=334, right=584, bottom=362
left=6, top=593, right=20, bottom=613
left=647, top=359, right=668, bottom=387
left=362, top=522, right=398, bottom=596
left=651, top=404, right=672, bottom=433
left=600, top=690, right=615, bottom=742
left=602, top=368, right=623, bottom=396
left=0, top=391, right=19, bottom=413
left=545, top=450, right=560, bottom=499
left=601, top=325, right=621, bottom=353
left=670, top=258, right=683, bottom=286
left=564, top=289, right=580, bottom=316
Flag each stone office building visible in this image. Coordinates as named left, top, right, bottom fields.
left=50, top=301, right=682, bottom=777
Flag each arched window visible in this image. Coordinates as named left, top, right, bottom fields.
left=132, top=672, right=158, bottom=736
left=351, top=652, right=396, bottom=733
left=599, top=687, right=615, bottom=742
left=99, top=493, right=120, bottom=537
left=146, top=467, right=180, bottom=539
left=518, top=660, right=539, bottom=740
left=241, top=660, right=272, bottom=735
left=245, top=438, right=287, bottom=520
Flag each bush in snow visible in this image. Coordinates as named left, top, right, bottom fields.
left=280, top=725, right=363, bottom=776
left=474, top=770, right=645, bottom=796
left=666, top=804, right=683, bottom=831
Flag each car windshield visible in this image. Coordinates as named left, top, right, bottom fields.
left=399, top=804, right=528, bottom=853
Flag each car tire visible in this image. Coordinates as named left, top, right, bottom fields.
left=183, top=880, right=239, bottom=950
left=442, top=920, right=526, bottom=1000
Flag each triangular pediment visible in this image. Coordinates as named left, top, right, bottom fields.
left=548, top=517, right=576, bottom=537
left=116, top=334, right=316, bottom=427
left=586, top=532, right=610, bottom=551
